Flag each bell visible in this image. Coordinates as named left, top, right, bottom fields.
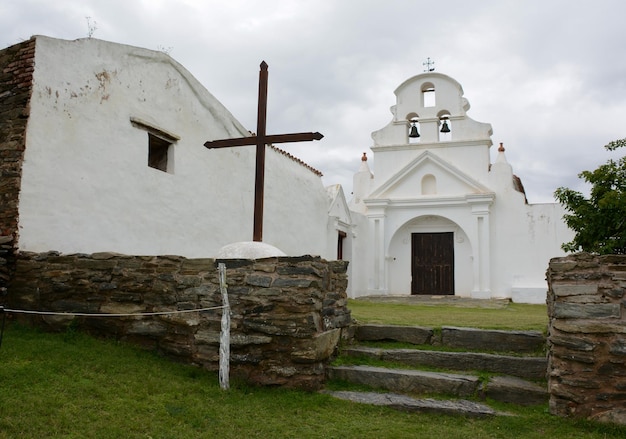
left=440, top=119, right=450, bottom=133
left=409, top=123, right=420, bottom=138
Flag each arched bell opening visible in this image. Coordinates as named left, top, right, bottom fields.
left=437, top=110, right=452, bottom=141
left=406, top=112, right=420, bottom=144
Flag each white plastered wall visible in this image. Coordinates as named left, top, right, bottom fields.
left=17, top=36, right=332, bottom=259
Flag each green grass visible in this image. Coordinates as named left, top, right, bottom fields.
left=348, top=299, right=549, bottom=331
left=1, top=324, right=626, bottom=438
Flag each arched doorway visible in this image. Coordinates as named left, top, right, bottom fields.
left=386, top=215, right=473, bottom=296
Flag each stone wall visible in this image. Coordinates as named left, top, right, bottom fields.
left=0, top=38, right=35, bottom=298
left=7, top=252, right=351, bottom=390
left=546, top=253, right=626, bottom=425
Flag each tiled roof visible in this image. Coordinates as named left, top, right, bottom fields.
left=512, top=174, right=528, bottom=204
left=269, top=144, right=323, bottom=177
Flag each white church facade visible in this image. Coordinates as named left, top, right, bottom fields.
left=346, top=72, right=573, bottom=303
left=1, top=36, right=572, bottom=304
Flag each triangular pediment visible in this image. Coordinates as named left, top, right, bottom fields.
left=368, top=151, right=492, bottom=199
left=327, top=184, right=352, bottom=225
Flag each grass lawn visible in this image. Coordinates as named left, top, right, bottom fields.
left=348, top=299, right=549, bottom=332
left=1, top=324, right=625, bottom=438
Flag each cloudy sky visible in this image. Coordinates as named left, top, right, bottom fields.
left=2, top=0, right=625, bottom=203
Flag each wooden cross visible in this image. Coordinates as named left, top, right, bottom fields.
left=204, top=61, right=323, bottom=242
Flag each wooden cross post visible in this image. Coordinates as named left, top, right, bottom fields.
left=204, top=61, right=323, bottom=242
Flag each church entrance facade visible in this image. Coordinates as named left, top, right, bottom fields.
left=374, top=214, right=478, bottom=297
left=411, top=232, right=454, bottom=295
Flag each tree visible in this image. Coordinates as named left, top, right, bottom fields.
left=554, top=139, right=626, bottom=254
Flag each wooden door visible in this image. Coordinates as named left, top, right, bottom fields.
left=337, top=231, right=347, bottom=260
left=411, top=232, right=454, bottom=295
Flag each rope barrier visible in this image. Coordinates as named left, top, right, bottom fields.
left=0, top=304, right=227, bottom=351
left=0, top=306, right=6, bottom=350
left=0, top=266, right=232, bottom=359
left=0, top=305, right=226, bottom=318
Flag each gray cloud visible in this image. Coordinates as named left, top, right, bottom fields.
left=3, top=0, right=626, bottom=203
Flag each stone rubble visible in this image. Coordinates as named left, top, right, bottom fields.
left=547, top=253, right=626, bottom=425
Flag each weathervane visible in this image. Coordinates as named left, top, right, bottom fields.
left=423, top=57, right=435, bottom=72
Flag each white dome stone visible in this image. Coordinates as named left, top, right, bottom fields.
left=216, top=241, right=287, bottom=259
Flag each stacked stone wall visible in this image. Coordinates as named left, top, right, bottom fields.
left=6, top=252, right=350, bottom=390
left=547, top=253, right=626, bottom=425
left=0, top=38, right=35, bottom=298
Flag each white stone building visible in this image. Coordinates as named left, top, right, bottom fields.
left=346, top=72, right=573, bottom=303
left=1, top=36, right=572, bottom=303
left=4, top=36, right=346, bottom=260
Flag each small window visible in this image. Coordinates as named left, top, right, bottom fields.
left=148, top=134, right=171, bottom=172
left=130, top=117, right=180, bottom=174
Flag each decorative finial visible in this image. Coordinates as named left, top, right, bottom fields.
left=423, top=57, right=435, bottom=72
left=361, top=152, right=367, bottom=161
left=498, top=142, right=505, bottom=152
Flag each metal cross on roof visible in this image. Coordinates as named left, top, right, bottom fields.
left=423, top=57, right=435, bottom=72
left=204, top=61, right=323, bottom=243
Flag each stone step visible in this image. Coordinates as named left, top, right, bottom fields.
left=483, top=376, right=548, bottom=406
left=343, top=346, right=547, bottom=379
left=440, top=327, right=545, bottom=353
left=328, top=365, right=547, bottom=405
left=355, top=324, right=434, bottom=345
left=322, top=391, right=502, bottom=418
left=329, top=365, right=480, bottom=398
left=355, top=324, right=545, bottom=354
